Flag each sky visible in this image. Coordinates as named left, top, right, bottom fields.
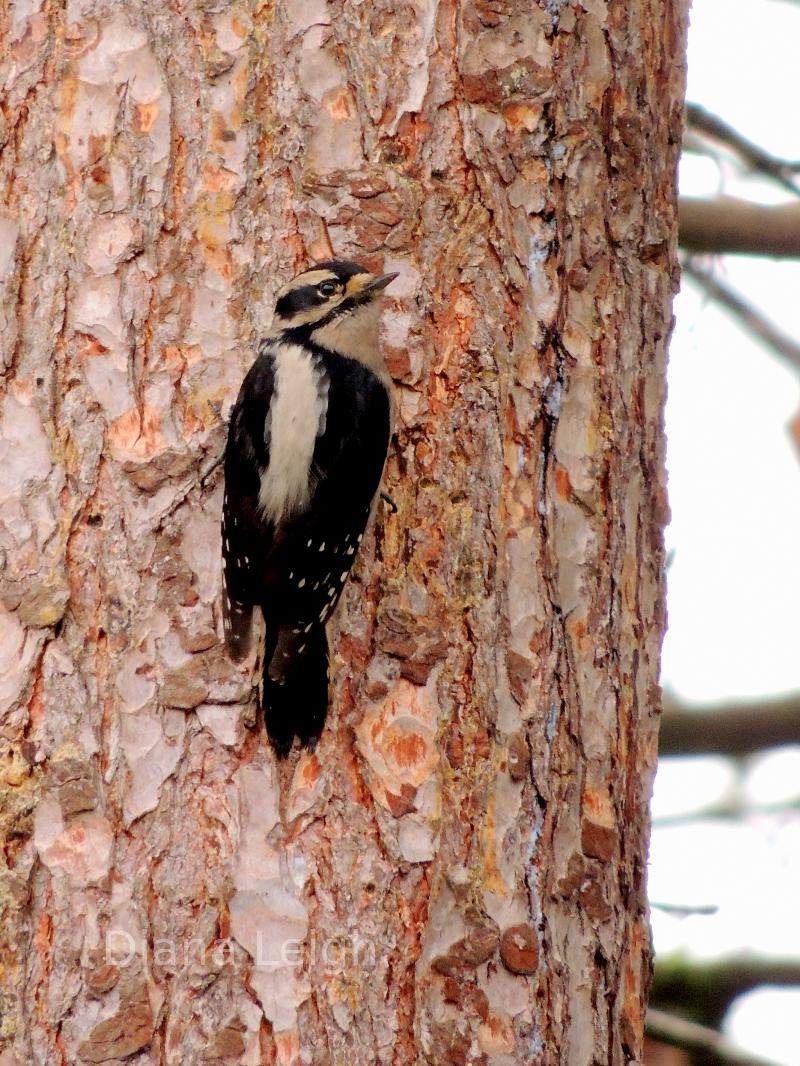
left=652, top=0, right=800, bottom=1061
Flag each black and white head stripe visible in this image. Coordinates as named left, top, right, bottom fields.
left=274, top=261, right=363, bottom=319
left=273, top=261, right=398, bottom=329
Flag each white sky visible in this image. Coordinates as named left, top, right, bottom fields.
left=653, top=0, right=800, bottom=1061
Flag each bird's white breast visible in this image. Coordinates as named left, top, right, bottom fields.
left=258, top=342, right=326, bottom=525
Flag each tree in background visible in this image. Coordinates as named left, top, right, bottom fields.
left=646, top=68, right=800, bottom=1066
left=0, top=1, right=687, bottom=1062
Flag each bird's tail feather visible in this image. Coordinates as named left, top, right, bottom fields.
left=259, top=621, right=329, bottom=758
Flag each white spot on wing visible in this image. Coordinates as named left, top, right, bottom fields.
left=299, top=578, right=306, bottom=588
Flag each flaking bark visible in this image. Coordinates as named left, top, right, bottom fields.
left=0, top=0, right=686, bottom=1063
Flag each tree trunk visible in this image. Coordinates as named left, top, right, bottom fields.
left=0, top=1, right=686, bottom=1063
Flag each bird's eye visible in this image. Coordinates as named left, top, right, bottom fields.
left=318, top=281, right=337, bottom=297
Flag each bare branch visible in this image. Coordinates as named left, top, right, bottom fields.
left=681, top=260, right=800, bottom=374
left=646, top=1009, right=785, bottom=1066
left=679, top=198, right=800, bottom=257
left=653, top=956, right=800, bottom=1031
left=685, top=103, right=800, bottom=195
left=652, top=797, right=800, bottom=829
left=651, top=901, right=719, bottom=917
left=660, top=690, right=800, bottom=757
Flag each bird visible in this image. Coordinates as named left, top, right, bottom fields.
left=221, top=259, right=398, bottom=757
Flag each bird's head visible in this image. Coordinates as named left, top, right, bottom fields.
left=271, top=259, right=398, bottom=367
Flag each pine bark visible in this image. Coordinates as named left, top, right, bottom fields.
left=0, top=1, right=686, bottom=1064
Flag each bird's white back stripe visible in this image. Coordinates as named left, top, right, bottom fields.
left=258, top=342, right=327, bottom=524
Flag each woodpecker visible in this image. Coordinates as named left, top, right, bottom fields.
left=221, top=259, right=397, bottom=757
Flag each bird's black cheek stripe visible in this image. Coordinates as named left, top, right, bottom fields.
left=275, top=286, right=325, bottom=319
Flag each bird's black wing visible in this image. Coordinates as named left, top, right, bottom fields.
left=262, top=352, right=391, bottom=670
left=223, top=343, right=390, bottom=755
left=221, top=347, right=276, bottom=660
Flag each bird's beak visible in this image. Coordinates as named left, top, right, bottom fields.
left=362, top=272, right=399, bottom=295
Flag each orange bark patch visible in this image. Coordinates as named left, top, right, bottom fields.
left=481, top=787, right=509, bottom=897
left=209, top=110, right=236, bottom=153
left=230, top=59, right=249, bottom=127
left=231, top=14, right=249, bottom=38
left=621, top=922, right=648, bottom=1053
left=567, top=615, right=591, bottom=653
left=502, top=101, right=543, bottom=131
left=393, top=111, right=432, bottom=158
left=29, top=663, right=48, bottom=734
left=133, top=102, right=160, bottom=134
left=87, top=133, right=109, bottom=166
left=89, top=161, right=111, bottom=187
left=432, top=286, right=476, bottom=375
left=34, top=911, right=52, bottom=956
left=197, top=209, right=232, bottom=250
left=202, top=161, right=239, bottom=194
left=337, top=631, right=372, bottom=668
left=299, top=752, right=321, bottom=790
left=161, top=345, right=186, bottom=370
left=355, top=678, right=440, bottom=809
left=181, top=405, right=206, bottom=439
left=274, top=1028, right=300, bottom=1066
left=10, top=377, right=35, bottom=404
left=204, top=244, right=233, bottom=281
left=581, top=785, right=617, bottom=862
left=384, top=345, right=412, bottom=380
left=386, top=729, right=426, bottom=770
left=478, top=1014, right=515, bottom=1054
left=108, top=406, right=165, bottom=460
left=554, top=464, right=572, bottom=500
left=385, top=784, right=417, bottom=817
left=54, top=70, right=79, bottom=177
left=326, top=88, right=353, bottom=120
